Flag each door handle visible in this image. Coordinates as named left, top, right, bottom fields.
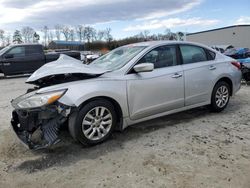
left=3, top=63, right=11, bottom=66
left=209, top=65, right=216, bottom=70
left=171, top=73, right=182, bottom=78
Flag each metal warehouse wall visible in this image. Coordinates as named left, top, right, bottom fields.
left=186, top=25, right=250, bottom=48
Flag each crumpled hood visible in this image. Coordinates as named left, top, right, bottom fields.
left=26, top=54, right=107, bottom=83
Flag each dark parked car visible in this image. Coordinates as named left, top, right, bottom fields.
left=224, top=48, right=250, bottom=81
left=0, top=44, right=81, bottom=76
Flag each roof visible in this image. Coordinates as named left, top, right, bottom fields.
left=187, top=25, right=250, bottom=36
left=50, top=40, right=84, bottom=46
left=11, top=43, right=42, bottom=46
left=124, top=40, right=179, bottom=47
left=123, top=40, right=210, bottom=48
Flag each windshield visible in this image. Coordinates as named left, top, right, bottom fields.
left=89, top=46, right=146, bottom=71
left=0, top=45, right=12, bottom=56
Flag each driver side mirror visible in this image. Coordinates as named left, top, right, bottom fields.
left=133, top=63, right=154, bottom=73
left=4, top=54, right=14, bottom=59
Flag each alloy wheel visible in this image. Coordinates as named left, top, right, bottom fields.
left=82, top=106, right=113, bottom=141
left=215, top=85, right=229, bottom=108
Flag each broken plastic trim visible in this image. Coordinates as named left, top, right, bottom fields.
left=11, top=103, right=71, bottom=150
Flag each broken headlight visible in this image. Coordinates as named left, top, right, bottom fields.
left=17, top=89, right=67, bottom=109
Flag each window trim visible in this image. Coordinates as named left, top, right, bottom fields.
left=127, top=44, right=180, bottom=74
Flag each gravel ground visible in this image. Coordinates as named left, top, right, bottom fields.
left=0, top=76, right=250, bottom=188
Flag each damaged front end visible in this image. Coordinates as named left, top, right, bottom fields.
left=10, top=55, right=108, bottom=149
left=11, top=90, right=72, bottom=150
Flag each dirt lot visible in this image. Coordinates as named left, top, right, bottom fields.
left=0, top=76, right=250, bottom=188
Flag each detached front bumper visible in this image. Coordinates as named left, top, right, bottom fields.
left=10, top=104, right=71, bottom=150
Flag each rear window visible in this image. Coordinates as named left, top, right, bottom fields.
left=26, top=45, right=42, bottom=55
left=180, top=45, right=207, bottom=64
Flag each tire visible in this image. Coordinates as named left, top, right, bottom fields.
left=69, top=99, right=117, bottom=146
left=210, top=81, right=230, bottom=112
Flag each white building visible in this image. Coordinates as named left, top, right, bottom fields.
left=186, top=25, right=250, bottom=48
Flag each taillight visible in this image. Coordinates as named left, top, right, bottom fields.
left=231, top=61, right=241, bottom=70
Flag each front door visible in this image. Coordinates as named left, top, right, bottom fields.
left=126, top=45, right=184, bottom=120
left=1, top=45, right=45, bottom=75
left=1, top=46, right=27, bottom=75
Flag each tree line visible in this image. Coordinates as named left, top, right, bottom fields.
left=0, top=25, right=184, bottom=50
left=0, top=25, right=113, bottom=47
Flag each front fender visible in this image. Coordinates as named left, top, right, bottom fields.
left=57, top=80, right=129, bottom=118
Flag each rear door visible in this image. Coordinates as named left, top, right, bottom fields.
left=25, top=45, right=45, bottom=71
left=179, top=44, right=217, bottom=106
left=126, top=45, right=184, bottom=120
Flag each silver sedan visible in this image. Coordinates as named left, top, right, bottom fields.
left=11, top=41, right=242, bottom=149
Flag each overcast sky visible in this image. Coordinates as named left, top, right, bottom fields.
left=0, top=0, right=249, bottom=38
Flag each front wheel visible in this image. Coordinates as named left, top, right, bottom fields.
left=69, top=99, right=117, bottom=146
left=210, top=81, right=230, bottom=112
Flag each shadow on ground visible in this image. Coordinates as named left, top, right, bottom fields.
left=13, top=99, right=242, bottom=173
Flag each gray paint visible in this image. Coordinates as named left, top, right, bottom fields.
left=35, top=41, right=242, bottom=129
left=187, top=25, right=250, bottom=48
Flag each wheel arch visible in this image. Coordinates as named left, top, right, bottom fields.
left=77, top=96, right=124, bottom=131
left=214, top=77, right=233, bottom=96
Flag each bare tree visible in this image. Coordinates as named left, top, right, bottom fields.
left=70, top=29, right=75, bottom=41
left=4, top=34, right=11, bottom=46
left=142, top=30, right=150, bottom=39
left=61, top=26, right=70, bottom=41
left=42, top=26, right=49, bottom=46
left=163, top=28, right=177, bottom=40
left=54, top=24, right=62, bottom=40
left=21, top=26, right=35, bottom=43
left=90, top=28, right=97, bottom=42
left=169, top=33, right=177, bottom=40
left=97, top=30, right=105, bottom=41
left=164, top=28, right=171, bottom=40
left=104, top=28, right=113, bottom=44
left=84, top=26, right=96, bottom=44
left=0, top=29, right=4, bottom=46
left=75, top=25, right=85, bottom=42
left=48, top=30, right=54, bottom=43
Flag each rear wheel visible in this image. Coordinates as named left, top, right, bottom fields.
left=210, top=81, right=230, bottom=112
left=70, top=99, right=116, bottom=145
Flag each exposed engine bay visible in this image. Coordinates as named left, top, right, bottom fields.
left=11, top=102, right=71, bottom=149
left=27, top=73, right=100, bottom=88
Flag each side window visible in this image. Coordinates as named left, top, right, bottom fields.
left=207, top=50, right=216, bottom=60
left=6, top=47, right=25, bottom=57
left=180, top=45, right=207, bottom=64
left=138, top=45, right=177, bottom=68
left=26, top=45, right=42, bottom=55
